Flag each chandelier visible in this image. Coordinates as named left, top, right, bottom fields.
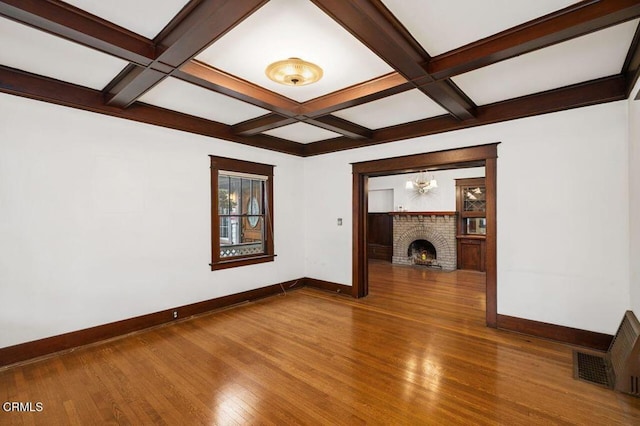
left=406, top=172, right=438, bottom=194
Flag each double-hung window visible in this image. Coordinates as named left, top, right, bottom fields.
left=210, top=156, right=274, bottom=270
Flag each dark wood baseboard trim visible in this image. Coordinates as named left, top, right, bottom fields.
left=302, top=277, right=353, bottom=296
left=0, top=279, right=304, bottom=368
left=497, top=314, right=613, bottom=351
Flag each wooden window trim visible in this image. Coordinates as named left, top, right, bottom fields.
left=210, top=156, right=275, bottom=270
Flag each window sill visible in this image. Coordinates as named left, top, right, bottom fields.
left=210, top=254, right=276, bottom=271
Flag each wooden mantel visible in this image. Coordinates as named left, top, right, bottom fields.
left=389, top=211, right=457, bottom=216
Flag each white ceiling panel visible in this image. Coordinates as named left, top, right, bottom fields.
left=62, top=0, right=190, bottom=39
left=263, top=122, right=341, bottom=144
left=333, top=89, right=448, bottom=129
left=195, top=0, right=393, bottom=102
left=139, top=77, right=269, bottom=125
left=452, top=19, right=639, bottom=106
left=0, top=17, right=128, bottom=90
left=382, top=0, right=580, bottom=56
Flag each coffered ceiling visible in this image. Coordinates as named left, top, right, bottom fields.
left=1, top=0, right=639, bottom=157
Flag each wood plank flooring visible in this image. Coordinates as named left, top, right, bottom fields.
left=2, top=260, right=640, bottom=425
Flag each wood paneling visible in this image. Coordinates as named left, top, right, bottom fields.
left=1, top=262, right=634, bottom=425
left=457, top=238, right=485, bottom=271
left=367, top=213, right=392, bottom=261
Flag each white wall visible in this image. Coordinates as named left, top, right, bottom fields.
left=368, top=168, right=484, bottom=212
left=0, top=93, right=305, bottom=348
left=0, top=93, right=633, bottom=348
left=304, top=101, right=630, bottom=334
left=629, top=81, right=640, bottom=316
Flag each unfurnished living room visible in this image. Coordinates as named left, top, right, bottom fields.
left=1, top=0, right=640, bottom=424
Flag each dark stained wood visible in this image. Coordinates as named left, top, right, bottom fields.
left=0, top=65, right=304, bottom=156
left=352, top=144, right=496, bottom=175
left=427, top=0, right=640, bottom=79
left=306, top=115, right=373, bottom=139
left=367, top=213, right=393, bottom=261
left=2, top=262, right=636, bottom=424
left=232, top=114, right=297, bottom=136
left=0, top=0, right=636, bottom=157
left=105, top=0, right=268, bottom=107
left=457, top=238, right=485, bottom=271
left=0, top=0, right=155, bottom=66
left=300, top=72, right=412, bottom=117
left=497, top=314, right=613, bottom=351
left=484, top=157, right=497, bottom=327
left=176, top=61, right=301, bottom=116
left=209, top=156, right=275, bottom=270
left=303, top=277, right=353, bottom=295
left=353, top=173, right=368, bottom=298
left=352, top=144, right=498, bottom=327
left=310, top=0, right=476, bottom=121
left=304, top=75, right=626, bottom=156
left=624, top=22, right=640, bottom=97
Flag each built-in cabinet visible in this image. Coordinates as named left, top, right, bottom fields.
left=367, top=213, right=393, bottom=261
left=455, top=177, right=486, bottom=272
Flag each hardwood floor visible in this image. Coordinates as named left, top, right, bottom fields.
left=2, top=261, right=640, bottom=425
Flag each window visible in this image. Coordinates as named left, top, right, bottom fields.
left=210, top=156, right=274, bottom=270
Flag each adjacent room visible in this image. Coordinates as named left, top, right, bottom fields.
left=1, top=0, right=640, bottom=423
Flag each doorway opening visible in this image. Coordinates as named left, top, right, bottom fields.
left=351, top=144, right=498, bottom=327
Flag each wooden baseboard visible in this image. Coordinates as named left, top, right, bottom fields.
left=302, top=277, right=353, bottom=296
left=497, top=314, right=613, bottom=351
left=0, top=279, right=304, bottom=368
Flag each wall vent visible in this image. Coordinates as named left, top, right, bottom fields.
left=573, top=311, right=640, bottom=397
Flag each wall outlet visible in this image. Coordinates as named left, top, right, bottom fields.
left=337, top=218, right=342, bottom=226
left=173, top=311, right=178, bottom=319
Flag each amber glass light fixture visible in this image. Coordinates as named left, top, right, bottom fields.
left=265, top=57, right=323, bottom=86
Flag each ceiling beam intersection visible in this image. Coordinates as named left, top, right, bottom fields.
left=103, top=0, right=268, bottom=108
left=310, top=0, right=476, bottom=121
left=303, top=75, right=627, bottom=156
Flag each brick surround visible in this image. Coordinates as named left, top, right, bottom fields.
left=391, top=212, right=457, bottom=270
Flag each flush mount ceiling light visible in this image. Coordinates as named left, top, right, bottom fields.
left=265, top=58, right=323, bottom=86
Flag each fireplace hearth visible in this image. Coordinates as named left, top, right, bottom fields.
left=391, top=212, right=457, bottom=271
left=408, top=239, right=440, bottom=268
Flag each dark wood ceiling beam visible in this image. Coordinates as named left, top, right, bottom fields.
left=428, top=0, right=640, bottom=80
left=310, top=0, right=475, bottom=121
left=300, top=72, right=412, bottom=117
left=176, top=61, right=300, bottom=116
left=0, top=65, right=304, bottom=156
left=303, top=75, right=626, bottom=156
left=623, top=22, right=640, bottom=97
left=305, top=115, right=373, bottom=139
left=0, top=0, right=155, bottom=66
left=105, top=0, right=267, bottom=108
left=232, top=114, right=297, bottom=136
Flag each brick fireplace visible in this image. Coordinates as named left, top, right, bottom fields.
left=391, top=212, right=457, bottom=270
